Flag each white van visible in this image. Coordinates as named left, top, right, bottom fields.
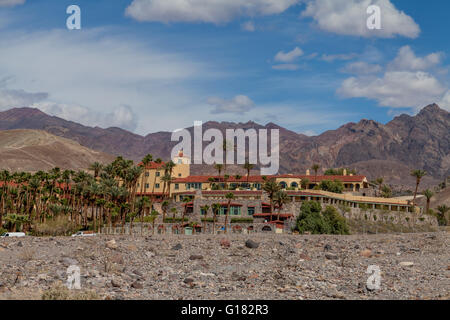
left=0, top=232, right=26, bottom=238
left=71, top=231, right=96, bottom=237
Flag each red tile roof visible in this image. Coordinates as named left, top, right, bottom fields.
left=138, top=161, right=166, bottom=169
left=173, top=174, right=366, bottom=183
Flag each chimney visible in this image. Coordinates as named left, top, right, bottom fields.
left=306, top=169, right=310, bottom=176
left=343, top=169, right=347, bottom=176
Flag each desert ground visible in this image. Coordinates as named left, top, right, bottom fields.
left=0, top=232, right=448, bottom=300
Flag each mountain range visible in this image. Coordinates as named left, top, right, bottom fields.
left=0, top=104, right=448, bottom=189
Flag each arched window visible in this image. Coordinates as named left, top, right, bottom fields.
left=290, top=182, right=298, bottom=188
left=262, top=225, right=272, bottom=232
left=279, top=181, right=287, bottom=189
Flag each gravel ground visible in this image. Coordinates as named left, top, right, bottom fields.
left=0, top=232, right=448, bottom=300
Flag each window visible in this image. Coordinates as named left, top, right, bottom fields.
left=231, top=206, right=241, bottom=215
left=145, top=172, right=149, bottom=177
left=200, top=208, right=206, bottom=215
left=155, top=183, right=160, bottom=189
left=145, top=183, right=149, bottom=189
left=186, top=183, right=202, bottom=190
left=178, top=173, right=181, bottom=177
left=247, top=207, right=255, bottom=216
left=156, top=172, right=160, bottom=177
left=174, top=184, right=179, bottom=190
left=178, top=159, right=182, bottom=164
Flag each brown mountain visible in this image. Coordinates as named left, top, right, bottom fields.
left=0, top=104, right=448, bottom=189
left=0, top=129, right=115, bottom=172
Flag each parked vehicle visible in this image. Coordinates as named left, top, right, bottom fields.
left=71, top=231, right=97, bottom=237
left=0, top=232, right=26, bottom=238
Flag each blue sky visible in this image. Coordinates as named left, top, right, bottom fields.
left=0, top=0, right=449, bottom=136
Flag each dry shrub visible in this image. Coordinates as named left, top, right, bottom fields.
left=33, top=216, right=79, bottom=236
left=41, top=282, right=101, bottom=300
left=19, top=248, right=35, bottom=261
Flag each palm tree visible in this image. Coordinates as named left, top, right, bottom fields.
left=161, top=200, right=169, bottom=224
left=224, top=193, right=234, bottom=234
left=301, top=178, right=310, bottom=190
left=139, top=154, right=153, bottom=195
left=212, top=203, right=221, bottom=235
left=262, top=179, right=281, bottom=221
left=423, top=189, right=434, bottom=214
left=181, top=197, right=191, bottom=228
left=312, top=164, right=320, bottom=184
left=89, top=162, right=103, bottom=178
left=170, top=207, right=177, bottom=222
left=243, top=161, right=254, bottom=185
left=274, top=190, right=289, bottom=222
left=411, top=170, right=426, bottom=204
left=437, top=205, right=449, bottom=226
left=214, top=164, right=223, bottom=177
left=200, top=205, right=210, bottom=233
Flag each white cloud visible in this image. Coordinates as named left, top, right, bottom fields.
left=274, top=47, right=304, bottom=63
left=33, top=102, right=138, bottom=131
left=126, top=0, right=300, bottom=24
left=0, top=28, right=214, bottom=134
left=338, top=71, right=446, bottom=108
left=321, top=53, right=357, bottom=62
left=272, top=64, right=301, bottom=71
left=208, top=95, right=255, bottom=114
left=241, top=21, right=256, bottom=32
left=341, top=61, right=382, bottom=74
left=438, top=91, right=450, bottom=111
left=0, top=0, right=25, bottom=7
left=301, top=0, right=420, bottom=38
left=0, top=89, right=47, bottom=109
left=388, top=46, right=443, bottom=71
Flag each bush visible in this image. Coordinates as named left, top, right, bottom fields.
left=42, top=282, right=100, bottom=300
left=319, top=180, right=344, bottom=193
left=33, top=216, right=79, bottom=236
left=295, top=201, right=350, bottom=235
left=230, top=217, right=254, bottom=223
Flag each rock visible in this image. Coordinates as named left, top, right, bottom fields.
left=131, top=281, right=143, bottom=289
left=183, top=278, right=194, bottom=284
left=299, top=253, right=311, bottom=261
left=145, top=251, right=155, bottom=258
left=324, top=244, right=332, bottom=251
left=171, top=244, right=182, bottom=250
left=245, top=239, right=259, bottom=249
left=399, top=262, right=414, bottom=267
left=189, top=255, right=204, bottom=260
left=106, top=239, right=118, bottom=250
left=111, top=279, right=122, bottom=288
left=220, top=238, right=231, bottom=248
left=17, top=241, right=23, bottom=247
left=60, top=257, right=79, bottom=266
left=133, top=270, right=144, bottom=277
left=110, top=254, right=124, bottom=264
left=325, top=253, right=339, bottom=260
left=360, top=249, right=372, bottom=258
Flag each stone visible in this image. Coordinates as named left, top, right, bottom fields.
left=299, top=253, right=311, bottom=261
left=60, top=257, right=79, bottom=266
left=111, top=279, right=122, bottom=288
left=189, top=255, right=204, bottom=260
left=110, top=254, right=124, bottom=264
left=360, top=249, right=372, bottom=258
left=106, top=239, right=118, bottom=249
left=17, top=241, right=23, bottom=247
left=245, top=239, right=259, bottom=249
left=131, top=281, right=143, bottom=289
left=183, top=278, right=194, bottom=284
left=172, top=243, right=182, bottom=250
left=399, top=262, right=414, bottom=267
left=324, top=244, right=332, bottom=251
left=325, top=253, right=339, bottom=260
left=220, top=238, right=231, bottom=248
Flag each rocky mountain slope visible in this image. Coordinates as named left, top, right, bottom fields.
left=0, top=104, right=448, bottom=188
left=0, top=129, right=115, bottom=172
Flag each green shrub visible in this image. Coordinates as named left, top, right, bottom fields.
left=319, top=180, right=344, bottom=193
left=33, top=216, right=79, bottom=236
left=230, top=217, right=254, bottom=223
left=295, top=201, right=350, bottom=235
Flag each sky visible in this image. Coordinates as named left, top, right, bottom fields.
left=0, top=0, right=449, bottom=136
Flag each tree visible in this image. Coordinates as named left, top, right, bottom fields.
left=161, top=200, right=169, bottom=225
left=262, top=179, right=281, bottom=221
left=312, top=164, right=320, bottom=184
left=200, top=205, right=210, bottom=233
left=139, top=154, right=153, bottom=195
left=301, top=178, right=310, bottom=190
left=274, top=190, right=289, bottom=222
left=214, top=164, right=223, bottom=177
left=322, top=206, right=349, bottom=235
left=181, top=197, right=191, bottom=228
left=212, top=203, right=221, bottom=235
left=224, top=193, right=235, bottom=234
left=437, top=205, right=449, bottom=226
left=243, top=161, right=254, bottom=184
left=381, top=185, right=392, bottom=198
left=319, top=180, right=344, bottom=194
left=89, top=162, right=103, bottom=178
left=423, top=189, right=434, bottom=214
left=375, top=177, right=384, bottom=197
left=411, top=170, right=426, bottom=204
